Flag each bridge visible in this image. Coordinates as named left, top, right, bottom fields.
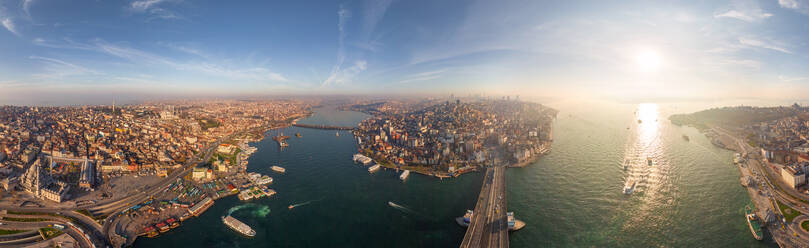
left=291, top=123, right=355, bottom=130
left=460, top=166, right=509, bottom=248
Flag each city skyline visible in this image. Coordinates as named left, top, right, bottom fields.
left=2, top=0, right=809, bottom=105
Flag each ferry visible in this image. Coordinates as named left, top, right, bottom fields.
left=647, top=157, right=653, bottom=166
left=271, top=166, right=286, bottom=174
left=368, top=164, right=381, bottom=173
left=222, top=215, right=256, bottom=237
left=336, top=132, right=340, bottom=137
left=623, top=180, right=636, bottom=195
left=353, top=154, right=373, bottom=165
left=143, top=226, right=159, bottom=238
left=288, top=205, right=295, bottom=210
left=455, top=210, right=473, bottom=227
left=746, top=206, right=764, bottom=241
left=400, top=170, right=410, bottom=181
left=507, top=212, right=526, bottom=231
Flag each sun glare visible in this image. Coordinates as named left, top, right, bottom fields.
left=635, top=49, right=662, bottom=72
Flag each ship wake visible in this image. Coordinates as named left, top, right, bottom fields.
left=227, top=203, right=271, bottom=218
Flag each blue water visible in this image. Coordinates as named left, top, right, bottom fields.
left=138, top=103, right=778, bottom=247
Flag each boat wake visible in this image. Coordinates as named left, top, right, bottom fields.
left=388, top=201, right=419, bottom=215
left=227, top=203, right=271, bottom=218
left=289, top=198, right=324, bottom=209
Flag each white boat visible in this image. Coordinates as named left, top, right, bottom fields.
left=623, top=180, right=636, bottom=195
left=399, top=170, right=410, bottom=181
left=271, top=166, right=286, bottom=173
left=222, top=215, right=256, bottom=237
left=368, top=164, right=381, bottom=173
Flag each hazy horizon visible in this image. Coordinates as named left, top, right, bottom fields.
left=3, top=0, right=809, bottom=104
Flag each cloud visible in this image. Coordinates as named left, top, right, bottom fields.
left=33, top=38, right=288, bottom=82
left=778, top=0, right=809, bottom=15
left=738, top=37, right=792, bottom=54
left=398, top=69, right=446, bottom=84
left=23, top=0, right=37, bottom=18
left=778, top=75, right=809, bottom=82
left=29, top=55, right=102, bottom=78
left=714, top=10, right=772, bottom=22
left=714, top=1, right=773, bottom=22
left=779, top=0, right=800, bottom=9
left=323, top=60, right=367, bottom=86
left=129, top=0, right=183, bottom=20
left=2, top=18, right=20, bottom=36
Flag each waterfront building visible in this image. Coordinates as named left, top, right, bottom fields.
left=781, top=165, right=806, bottom=189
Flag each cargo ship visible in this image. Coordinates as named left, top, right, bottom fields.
left=368, top=164, right=381, bottom=173
left=222, top=215, right=256, bottom=237
left=399, top=170, right=410, bottom=181
left=271, top=166, right=286, bottom=174
left=746, top=206, right=764, bottom=241
left=455, top=210, right=473, bottom=227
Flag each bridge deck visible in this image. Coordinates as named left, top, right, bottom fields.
left=460, top=166, right=508, bottom=248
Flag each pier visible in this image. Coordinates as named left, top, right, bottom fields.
left=291, top=123, right=355, bottom=130
left=460, top=166, right=509, bottom=248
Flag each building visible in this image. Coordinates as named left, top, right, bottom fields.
left=781, top=165, right=807, bottom=189
left=192, top=167, right=207, bottom=181
left=20, top=162, right=70, bottom=203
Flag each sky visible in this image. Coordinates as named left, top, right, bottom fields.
left=2, top=0, right=809, bottom=105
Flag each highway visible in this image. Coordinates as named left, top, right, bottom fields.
left=459, top=166, right=508, bottom=248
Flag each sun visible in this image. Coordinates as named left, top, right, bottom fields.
left=635, top=49, right=662, bottom=72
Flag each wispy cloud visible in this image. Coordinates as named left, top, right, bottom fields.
left=2, top=18, right=20, bottom=36
left=23, top=0, right=37, bottom=19
left=779, top=75, right=809, bottom=82
left=398, top=69, right=446, bottom=84
left=33, top=38, right=288, bottom=82
left=29, top=55, right=102, bottom=78
left=738, top=37, right=792, bottom=54
left=714, top=1, right=773, bottom=22
left=129, top=0, right=183, bottom=20
left=778, top=0, right=809, bottom=15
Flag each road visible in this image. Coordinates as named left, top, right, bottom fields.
left=0, top=219, right=93, bottom=248
left=459, top=166, right=508, bottom=248
left=713, top=126, right=809, bottom=247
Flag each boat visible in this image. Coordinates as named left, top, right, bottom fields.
left=455, top=210, right=473, bottom=227
left=255, top=175, right=273, bottom=185
left=156, top=222, right=169, bottom=233
left=222, top=215, right=256, bottom=237
left=353, top=154, right=373, bottom=165
left=288, top=205, right=295, bottom=210
left=295, top=132, right=302, bottom=137
left=682, top=135, right=690, bottom=141
left=143, top=226, right=159, bottom=238
left=623, top=159, right=629, bottom=171
left=746, top=206, right=764, bottom=241
left=368, top=164, right=381, bottom=173
left=279, top=140, right=288, bottom=147
left=623, top=180, right=636, bottom=195
left=400, top=170, right=410, bottom=181
left=734, top=153, right=744, bottom=164
left=271, top=166, right=286, bottom=173
left=166, top=218, right=179, bottom=229
left=647, top=157, right=653, bottom=166
left=336, top=132, right=340, bottom=137
left=507, top=212, right=526, bottom=231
